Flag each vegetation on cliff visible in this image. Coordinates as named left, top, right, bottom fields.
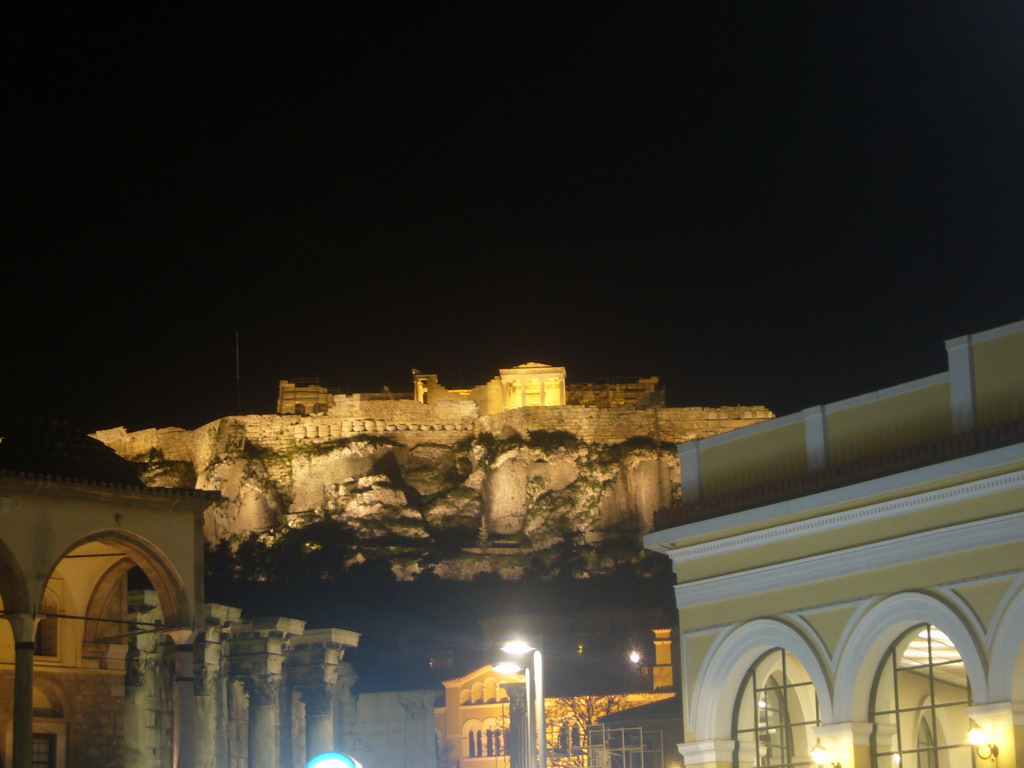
left=128, top=422, right=680, bottom=580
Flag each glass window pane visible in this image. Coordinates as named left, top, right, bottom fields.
left=870, top=625, right=972, bottom=768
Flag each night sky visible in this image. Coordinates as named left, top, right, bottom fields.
left=7, top=4, right=1023, bottom=434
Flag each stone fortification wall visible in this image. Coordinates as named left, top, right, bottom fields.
left=478, top=404, right=773, bottom=444
left=327, top=395, right=477, bottom=423
left=93, top=425, right=195, bottom=461
left=94, top=401, right=772, bottom=578
left=98, top=403, right=772, bottom=463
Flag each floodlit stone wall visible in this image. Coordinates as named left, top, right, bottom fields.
left=478, top=404, right=773, bottom=444
left=344, top=690, right=438, bottom=768
left=93, top=401, right=772, bottom=577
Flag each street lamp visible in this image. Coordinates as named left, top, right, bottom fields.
left=501, top=640, right=546, bottom=768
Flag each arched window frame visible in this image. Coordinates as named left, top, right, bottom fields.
left=869, top=624, right=973, bottom=768
left=732, top=648, right=820, bottom=768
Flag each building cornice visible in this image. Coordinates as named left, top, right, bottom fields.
left=667, top=468, right=1024, bottom=564
left=673, top=509, right=1024, bottom=609
left=647, top=442, right=1023, bottom=552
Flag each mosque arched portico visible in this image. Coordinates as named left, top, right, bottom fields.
left=1, top=458, right=216, bottom=768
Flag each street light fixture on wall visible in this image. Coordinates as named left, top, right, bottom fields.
left=501, top=640, right=546, bottom=768
left=811, top=739, right=841, bottom=768
left=967, top=720, right=999, bottom=761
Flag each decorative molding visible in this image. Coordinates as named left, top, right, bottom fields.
left=299, top=684, right=334, bottom=716
left=813, top=722, right=874, bottom=746
left=674, top=510, right=1024, bottom=609
left=831, top=592, right=988, bottom=721
left=669, top=468, right=1023, bottom=564
left=648, top=443, right=1023, bottom=552
left=243, top=675, right=280, bottom=706
left=689, top=618, right=832, bottom=740
left=676, top=739, right=736, bottom=765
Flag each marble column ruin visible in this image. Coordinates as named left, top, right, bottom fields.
left=228, top=617, right=305, bottom=768
left=286, top=627, right=359, bottom=763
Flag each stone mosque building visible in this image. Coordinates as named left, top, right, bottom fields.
left=0, top=422, right=433, bottom=768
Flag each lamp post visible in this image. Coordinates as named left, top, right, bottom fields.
left=501, top=640, right=546, bottom=768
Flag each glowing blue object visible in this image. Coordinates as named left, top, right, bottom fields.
left=307, top=753, right=363, bottom=768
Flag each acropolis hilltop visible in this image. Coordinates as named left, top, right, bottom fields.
left=97, top=364, right=773, bottom=579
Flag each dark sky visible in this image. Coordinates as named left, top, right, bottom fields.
left=7, top=4, right=1023, bottom=433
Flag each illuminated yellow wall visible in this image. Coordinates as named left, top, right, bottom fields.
left=973, top=329, right=1024, bottom=427
left=826, top=381, right=951, bottom=465
left=699, top=420, right=806, bottom=498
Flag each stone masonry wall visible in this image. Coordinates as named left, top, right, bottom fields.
left=478, top=404, right=774, bottom=444
left=0, top=668, right=128, bottom=768
left=96, top=402, right=772, bottom=462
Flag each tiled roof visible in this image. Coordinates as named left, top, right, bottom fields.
left=0, top=418, right=146, bottom=487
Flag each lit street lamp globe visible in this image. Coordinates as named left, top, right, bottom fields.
left=307, top=753, right=363, bottom=768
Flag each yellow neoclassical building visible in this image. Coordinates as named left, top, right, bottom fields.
left=645, top=320, right=1023, bottom=768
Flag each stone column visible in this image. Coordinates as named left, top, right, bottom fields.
left=302, top=685, right=336, bottom=759
left=504, top=681, right=530, bottom=768
left=7, top=613, right=38, bottom=768
left=125, top=590, right=162, bottom=768
left=285, top=627, right=359, bottom=763
left=167, top=629, right=199, bottom=768
left=194, top=603, right=241, bottom=768
left=228, top=617, right=306, bottom=768
left=244, top=675, right=281, bottom=768
left=333, top=663, right=358, bottom=755
left=193, top=662, right=219, bottom=768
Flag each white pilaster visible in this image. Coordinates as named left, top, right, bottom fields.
left=802, top=405, right=829, bottom=470
left=679, top=441, right=701, bottom=502
left=945, top=334, right=976, bottom=432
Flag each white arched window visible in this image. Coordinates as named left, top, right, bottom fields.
left=870, top=624, right=973, bottom=768
left=734, top=648, right=819, bottom=768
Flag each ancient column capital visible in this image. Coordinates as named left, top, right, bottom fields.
left=244, top=674, right=281, bottom=707
left=300, top=685, right=335, bottom=716
left=505, top=680, right=527, bottom=710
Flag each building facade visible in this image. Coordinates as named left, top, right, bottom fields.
left=0, top=424, right=431, bottom=768
left=645, top=320, right=1024, bottom=768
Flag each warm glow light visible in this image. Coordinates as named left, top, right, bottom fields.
left=892, top=754, right=901, bottom=765
left=307, top=754, right=362, bottom=768
left=501, top=639, right=535, bottom=656
left=811, top=739, right=828, bottom=767
left=757, top=696, right=767, bottom=709
left=967, top=721, right=987, bottom=747
left=628, top=650, right=641, bottom=664
left=492, top=662, right=523, bottom=675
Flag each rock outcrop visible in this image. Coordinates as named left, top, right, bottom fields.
left=95, top=403, right=771, bottom=579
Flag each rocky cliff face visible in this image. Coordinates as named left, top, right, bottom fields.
left=96, top=405, right=770, bottom=579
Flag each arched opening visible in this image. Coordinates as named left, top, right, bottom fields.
left=46, top=529, right=192, bottom=629
left=0, top=536, right=30, bottom=616
left=733, top=648, right=820, bottom=768
left=33, top=589, right=60, bottom=658
left=870, top=624, right=972, bottom=768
